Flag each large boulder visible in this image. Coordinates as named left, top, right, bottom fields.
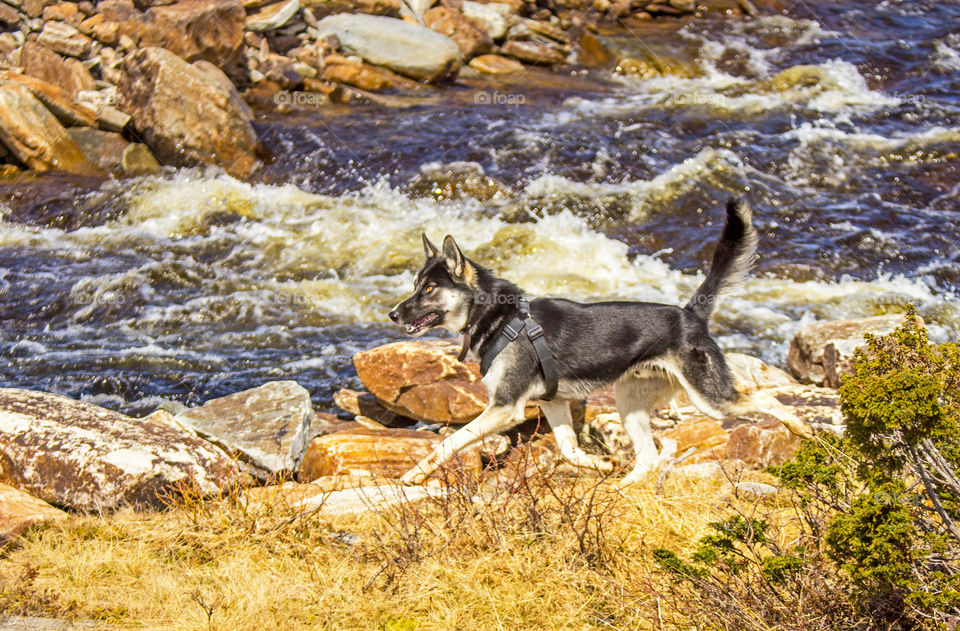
left=99, top=0, right=245, bottom=70
left=0, top=483, right=68, bottom=540
left=0, top=389, right=238, bottom=512
left=788, top=314, right=915, bottom=387
left=0, top=82, right=98, bottom=172
left=118, top=46, right=261, bottom=178
left=353, top=340, right=488, bottom=424
left=175, top=381, right=315, bottom=481
left=314, top=13, right=460, bottom=82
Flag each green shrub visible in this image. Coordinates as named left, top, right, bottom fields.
left=653, top=310, right=960, bottom=629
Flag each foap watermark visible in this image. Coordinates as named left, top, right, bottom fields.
left=473, top=292, right=523, bottom=306
left=473, top=90, right=526, bottom=107
left=274, top=91, right=326, bottom=108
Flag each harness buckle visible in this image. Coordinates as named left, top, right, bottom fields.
left=525, top=321, right=544, bottom=340
left=502, top=321, right=521, bottom=341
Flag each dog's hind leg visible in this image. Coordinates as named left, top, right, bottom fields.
left=400, top=402, right=523, bottom=485
left=616, top=376, right=676, bottom=486
left=539, top=399, right=615, bottom=474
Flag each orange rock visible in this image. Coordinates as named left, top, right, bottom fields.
left=298, top=428, right=480, bottom=480
left=660, top=417, right=728, bottom=464
left=577, top=32, right=613, bottom=67
left=499, top=39, right=566, bottom=65
left=322, top=54, right=393, bottom=91
left=20, top=42, right=96, bottom=98
left=468, top=53, right=524, bottom=74
left=0, top=72, right=96, bottom=128
left=353, top=340, right=489, bottom=424
left=424, top=6, right=492, bottom=59
left=726, top=419, right=801, bottom=468
left=0, top=483, right=67, bottom=541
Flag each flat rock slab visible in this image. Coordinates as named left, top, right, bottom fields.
left=0, top=389, right=237, bottom=512
left=315, top=13, right=460, bottom=82
left=175, top=381, right=314, bottom=481
left=353, top=340, right=488, bottom=424
left=298, top=428, right=446, bottom=480
left=293, top=482, right=445, bottom=517
left=0, top=482, right=67, bottom=540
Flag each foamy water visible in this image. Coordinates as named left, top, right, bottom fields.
left=0, top=5, right=957, bottom=414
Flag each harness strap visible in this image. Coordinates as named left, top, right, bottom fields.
left=477, top=298, right=559, bottom=401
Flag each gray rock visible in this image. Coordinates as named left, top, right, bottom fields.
left=314, top=13, right=459, bottom=82
left=788, top=314, right=916, bottom=386
left=175, top=381, right=315, bottom=481
left=461, top=1, right=513, bottom=40
left=0, top=388, right=238, bottom=512
left=734, top=481, right=778, bottom=497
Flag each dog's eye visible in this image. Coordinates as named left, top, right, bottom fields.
left=424, top=285, right=436, bottom=294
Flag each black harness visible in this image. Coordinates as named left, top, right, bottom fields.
left=458, top=297, right=559, bottom=401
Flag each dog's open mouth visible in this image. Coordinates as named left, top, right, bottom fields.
left=406, top=312, right=440, bottom=335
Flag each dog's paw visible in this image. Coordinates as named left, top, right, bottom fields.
left=400, top=469, right=427, bottom=486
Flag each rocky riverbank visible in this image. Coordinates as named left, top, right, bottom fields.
left=0, top=313, right=909, bottom=540
left=0, top=0, right=762, bottom=179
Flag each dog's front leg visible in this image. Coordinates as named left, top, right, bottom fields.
left=401, top=403, right=520, bottom=485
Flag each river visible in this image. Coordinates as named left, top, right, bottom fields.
left=0, top=0, right=957, bottom=416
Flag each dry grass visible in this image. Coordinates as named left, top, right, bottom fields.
left=0, top=464, right=795, bottom=631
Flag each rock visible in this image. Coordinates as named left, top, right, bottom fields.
left=142, top=0, right=245, bottom=69
left=767, top=383, right=844, bottom=432
left=734, top=481, right=778, bottom=497
left=0, top=82, right=97, bottom=172
left=726, top=419, right=801, bottom=468
left=581, top=412, right=633, bottom=466
left=120, top=142, right=162, bottom=175
left=0, top=3, right=19, bottom=25
left=499, top=39, right=566, bottom=65
left=0, top=388, right=238, bottom=512
left=43, top=2, right=81, bottom=22
left=191, top=59, right=254, bottom=120
left=0, top=482, right=68, bottom=540
left=257, top=53, right=305, bottom=89
left=788, top=314, right=915, bottom=386
left=0, top=72, right=96, bottom=128
left=298, top=428, right=458, bottom=480
left=175, top=381, right=314, bottom=481
left=314, top=13, right=460, bottom=82
left=246, top=480, right=446, bottom=517
left=668, top=0, right=695, bottom=11
left=467, top=52, right=523, bottom=73
left=36, top=21, right=93, bottom=57
left=246, top=0, right=300, bottom=31
left=576, top=31, right=612, bottom=67
left=424, top=6, right=492, bottom=59
left=118, top=46, right=261, bottom=178
left=407, top=161, right=510, bottom=201
left=660, top=417, right=728, bottom=464
left=461, top=1, right=513, bottom=39
left=519, top=18, right=570, bottom=44
left=68, top=127, right=129, bottom=171
left=21, top=0, right=50, bottom=19
left=98, top=0, right=245, bottom=71
left=20, top=41, right=95, bottom=97
left=353, top=340, right=488, bottom=424
left=86, top=14, right=120, bottom=45
left=726, top=352, right=797, bottom=392
left=334, top=388, right=417, bottom=427
left=672, top=461, right=725, bottom=480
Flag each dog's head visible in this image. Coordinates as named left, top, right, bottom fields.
left=389, top=234, right=480, bottom=336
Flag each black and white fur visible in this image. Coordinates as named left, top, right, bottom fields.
left=389, top=199, right=811, bottom=486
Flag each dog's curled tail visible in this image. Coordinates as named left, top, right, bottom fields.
left=685, top=198, right=757, bottom=321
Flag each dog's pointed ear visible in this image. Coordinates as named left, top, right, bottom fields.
left=442, top=235, right=465, bottom=277
left=422, top=233, right=440, bottom=259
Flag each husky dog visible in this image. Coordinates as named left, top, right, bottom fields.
left=389, top=199, right=811, bottom=486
